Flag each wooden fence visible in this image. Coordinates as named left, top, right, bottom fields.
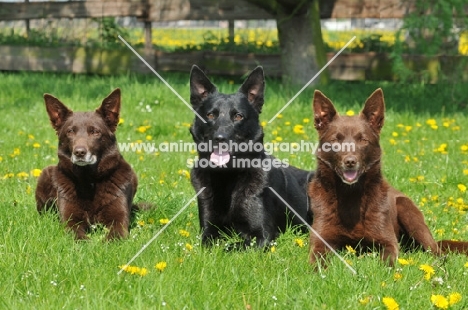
left=0, top=0, right=467, bottom=81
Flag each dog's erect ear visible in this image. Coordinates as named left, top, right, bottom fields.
left=190, top=65, right=217, bottom=110
left=360, top=88, right=385, bottom=133
left=96, top=88, right=121, bottom=132
left=313, top=90, right=337, bottom=132
left=239, top=66, right=265, bottom=113
left=43, top=94, right=73, bottom=132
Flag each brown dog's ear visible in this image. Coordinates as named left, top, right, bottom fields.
left=189, top=65, right=217, bottom=110
left=313, top=90, right=337, bottom=132
left=239, top=66, right=265, bottom=114
left=96, top=88, right=121, bottom=132
left=43, top=94, right=73, bottom=132
left=360, top=88, right=385, bottom=133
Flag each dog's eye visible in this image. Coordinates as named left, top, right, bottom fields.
left=206, top=112, right=215, bottom=120
left=89, top=128, right=100, bottom=136
left=233, top=113, right=244, bottom=121
left=67, top=128, right=74, bottom=134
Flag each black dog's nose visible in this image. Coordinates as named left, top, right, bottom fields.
left=214, top=134, right=227, bottom=143
left=73, top=146, right=87, bottom=157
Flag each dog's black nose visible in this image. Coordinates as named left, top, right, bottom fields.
left=344, top=156, right=357, bottom=168
left=73, top=147, right=87, bottom=157
left=214, top=134, right=227, bottom=143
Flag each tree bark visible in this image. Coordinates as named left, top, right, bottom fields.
left=247, top=0, right=329, bottom=86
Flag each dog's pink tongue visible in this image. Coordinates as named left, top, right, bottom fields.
left=343, top=170, right=358, bottom=182
left=210, top=150, right=230, bottom=166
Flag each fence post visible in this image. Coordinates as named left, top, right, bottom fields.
left=228, top=19, right=234, bottom=43
left=25, top=0, right=30, bottom=37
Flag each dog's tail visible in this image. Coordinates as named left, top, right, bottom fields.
left=438, top=240, right=468, bottom=255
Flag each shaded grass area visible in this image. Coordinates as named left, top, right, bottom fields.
left=0, top=71, right=467, bottom=309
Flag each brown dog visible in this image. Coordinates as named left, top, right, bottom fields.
left=35, top=88, right=138, bottom=240
left=308, top=88, right=468, bottom=266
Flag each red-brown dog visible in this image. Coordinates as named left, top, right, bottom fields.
left=35, top=89, right=138, bottom=240
left=308, top=88, right=468, bottom=266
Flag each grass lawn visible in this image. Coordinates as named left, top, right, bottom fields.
left=0, top=71, right=467, bottom=309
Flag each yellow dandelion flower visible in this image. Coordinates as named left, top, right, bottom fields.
left=276, top=114, right=283, bottom=119
left=382, top=297, right=399, bottom=310
left=118, top=118, right=124, bottom=125
left=137, top=125, right=150, bottom=133
left=275, top=136, right=283, bottom=142
left=294, top=238, right=305, bottom=248
left=359, top=296, right=370, bottom=305
left=16, top=172, right=29, bottom=179
left=458, top=184, right=467, bottom=193
left=392, top=132, right=398, bottom=137
left=393, top=272, right=403, bottom=281
left=155, top=261, right=167, bottom=272
left=284, top=121, right=290, bottom=126
left=28, top=134, right=35, bottom=140
left=461, top=145, right=468, bottom=152
left=464, top=169, right=468, bottom=175
left=179, top=229, right=190, bottom=237
left=33, top=142, right=41, bottom=148
left=435, top=143, right=448, bottom=153
left=398, top=258, right=411, bottom=265
left=10, top=148, right=20, bottom=158
left=270, top=246, right=276, bottom=253
left=389, top=139, right=397, bottom=145
left=293, top=125, right=305, bottom=135
left=419, top=264, right=435, bottom=280
left=346, top=110, right=355, bottom=116
left=431, top=125, right=438, bottom=130
left=448, top=292, right=462, bottom=305
left=426, top=119, right=437, bottom=126
left=405, top=126, right=412, bottom=132
left=119, top=265, right=148, bottom=276
left=261, top=121, right=267, bottom=127
left=302, top=118, right=310, bottom=124
left=146, top=135, right=152, bottom=141
left=3, top=173, right=14, bottom=179
left=137, top=220, right=145, bottom=227
left=185, top=243, right=193, bottom=251
left=464, top=262, right=468, bottom=268
left=160, top=218, right=169, bottom=225
left=31, top=169, right=42, bottom=177
left=431, top=295, right=449, bottom=309
left=178, top=169, right=190, bottom=179
left=345, top=245, right=356, bottom=254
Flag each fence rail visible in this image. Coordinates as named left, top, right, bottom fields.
left=0, top=0, right=426, bottom=21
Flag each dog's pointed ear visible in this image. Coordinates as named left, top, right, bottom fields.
left=360, top=88, right=385, bottom=133
left=43, top=94, right=73, bottom=132
left=190, top=65, right=217, bottom=110
left=96, top=88, right=121, bottom=132
left=239, top=66, right=265, bottom=113
left=313, top=90, right=337, bottom=132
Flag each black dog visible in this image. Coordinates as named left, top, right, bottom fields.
left=189, top=65, right=312, bottom=247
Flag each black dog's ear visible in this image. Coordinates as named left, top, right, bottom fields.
left=190, top=65, right=217, bottom=110
left=44, top=94, right=73, bottom=132
left=312, top=90, right=337, bottom=133
left=96, top=88, right=121, bottom=133
left=239, top=66, right=265, bottom=113
left=360, top=88, right=385, bottom=134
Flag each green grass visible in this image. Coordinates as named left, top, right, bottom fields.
left=0, top=72, right=467, bottom=309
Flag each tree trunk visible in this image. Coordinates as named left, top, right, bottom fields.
left=276, top=0, right=328, bottom=86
